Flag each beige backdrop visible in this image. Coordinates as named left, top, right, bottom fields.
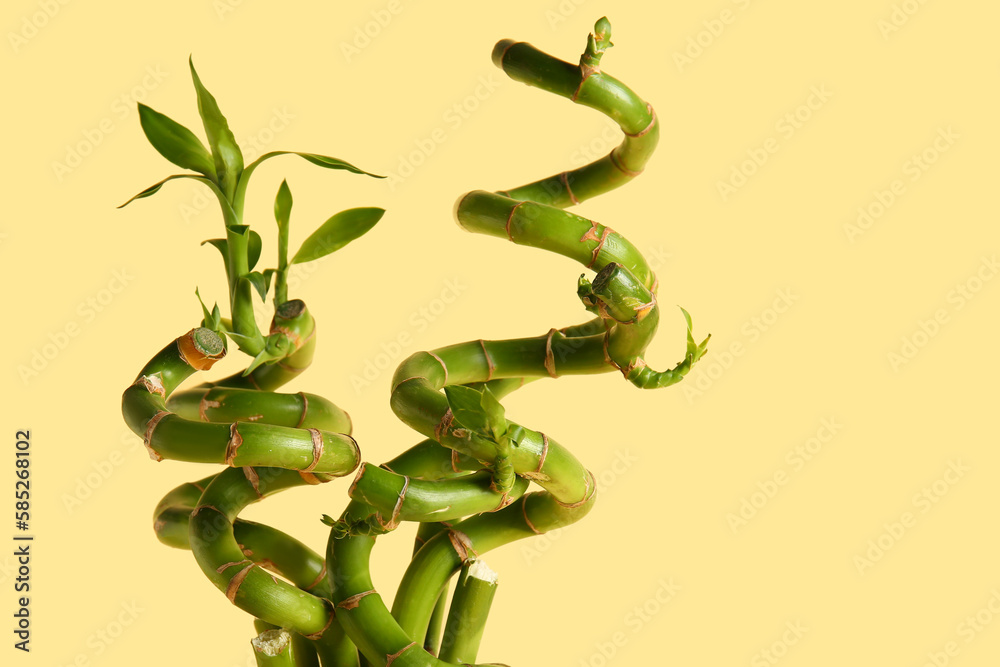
left=3, top=0, right=998, bottom=665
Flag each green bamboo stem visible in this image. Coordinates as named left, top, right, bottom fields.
left=189, top=465, right=336, bottom=637
left=491, top=17, right=658, bottom=208
left=349, top=463, right=531, bottom=524
left=413, top=522, right=449, bottom=656
left=438, top=559, right=498, bottom=664
left=122, top=328, right=359, bottom=473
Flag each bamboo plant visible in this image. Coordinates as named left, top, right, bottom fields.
left=121, top=19, right=707, bottom=666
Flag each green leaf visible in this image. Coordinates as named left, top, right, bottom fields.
left=194, top=288, right=223, bottom=333
left=243, top=348, right=280, bottom=376
left=137, top=104, right=216, bottom=178
left=117, top=174, right=214, bottom=208
left=444, top=385, right=491, bottom=437
left=189, top=57, right=244, bottom=198
left=246, top=270, right=271, bottom=301
left=200, top=238, right=229, bottom=274
left=479, top=386, right=507, bottom=441
left=250, top=150, right=385, bottom=179
left=247, top=230, right=262, bottom=272
left=291, top=207, right=385, bottom=265
left=274, top=179, right=292, bottom=229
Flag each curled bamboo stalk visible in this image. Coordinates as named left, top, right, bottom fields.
left=324, top=16, right=708, bottom=667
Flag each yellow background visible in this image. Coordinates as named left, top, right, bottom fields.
left=3, top=0, right=998, bottom=665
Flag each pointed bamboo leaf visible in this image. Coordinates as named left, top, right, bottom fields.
left=194, top=287, right=214, bottom=325
left=118, top=174, right=215, bottom=208
left=249, top=150, right=384, bottom=179
left=189, top=57, right=244, bottom=197
left=291, top=207, right=385, bottom=265
left=243, top=348, right=280, bottom=376
left=246, top=270, right=271, bottom=302
left=137, top=104, right=216, bottom=178
left=200, top=238, right=229, bottom=274
left=274, top=179, right=292, bottom=228
left=480, top=386, right=507, bottom=441
left=444, top=385, right=491, bottom=437
left=247, top=230, right=262, bottom=272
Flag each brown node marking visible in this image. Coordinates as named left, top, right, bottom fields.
left=571, top=64, right=599, bottom=102
left=388, top=476, right=410, bottom=529
left=302, top=599, right=336, bottom=640
left=560, top=171, right=581, bottom=205
left=225, top=423, right=244, bottom=466
left=135, top=374, right=165, bottom=397
left=225, top=562, right=255, bottom=603
left=298, top=471, right=322, bottom=485
left=555, top=470, right=597, bottom=508
left=447, top=529, right=478, bottom=562
left=192, top=504, right=224, bottom=518
left=216, top=559, right=251, bottom=574
left=479, top=340, right=496, bottom=381
left=305, top=562, right=327, bottom=592
left=521, top=495, right=543, bottom=535
left=435, top=409, right=455, bottom=443
left=505, top=201, right=525, bottom=242
left=190, top=480, right=207, bottom=493
left=624, top=357, right=647, bottom=380
left=587, top=227, right=613, bottom=269
left=650, top=275, right=659, bottom=295
left=450, top=448, right=462, bottom=474
left=152, top=518, right=166, bottom=533
left=303, top=428, right=324, bottom=472
left=296, top=392, right=310, bottom=428
left=427, top=351, right=449, bottom=385
left=270, top=325, right=303, bottom=351
left=609, top=148, right=643, bottom=177
left=348, top=462, right=367, bottom=498
left=544, top=329, right=559, bottom=378
left=243, top=467, right=262, bottom=497
left=624, top=104, right=657, bottom=138
left=143, top=411, right=169, bottom=462
left=199, top=396, right=220, bottom=422
left=245, top=372, right=261, bottom=390
left=530, top=432, right=551, bottom=478
left=385, top=642, right=418, bottom=667
left=336, top=589, right=376, bottom=611
left=493, top=491, right=514, bottom=511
